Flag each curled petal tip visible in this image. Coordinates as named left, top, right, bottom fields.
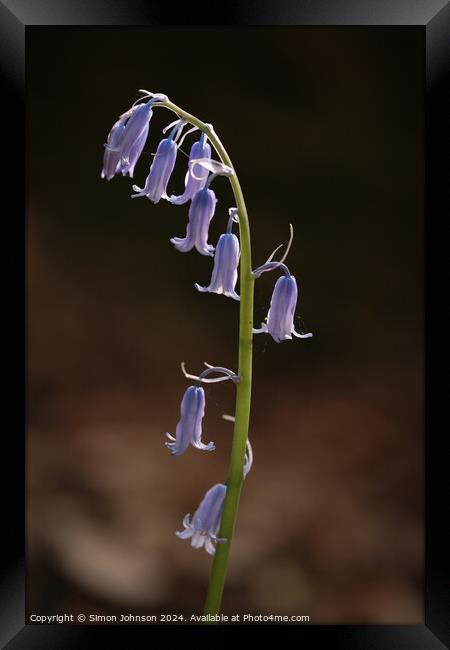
left=293, top=330, right=313, bottom=339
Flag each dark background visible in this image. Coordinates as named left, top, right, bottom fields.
left=27, top=26, right=424, bottom=623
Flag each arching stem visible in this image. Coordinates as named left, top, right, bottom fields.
left=154, top=99, right=254, bottom=616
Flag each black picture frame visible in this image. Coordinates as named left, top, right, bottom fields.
left=1, top=1, right=448, bottom=647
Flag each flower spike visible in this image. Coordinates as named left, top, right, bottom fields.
left=101, top=90, right=313, bottom=580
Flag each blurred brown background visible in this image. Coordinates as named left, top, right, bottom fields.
left=27, top=27, right=424, bottom=623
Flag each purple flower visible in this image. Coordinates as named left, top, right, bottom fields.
left=118, top=102, right=153, bottom=164
left=253, top=272, right=313, bottom=343
left=101, top=101, right=153, bottom=181
left=169, top=133, right=211, bottom=205
left=101, top=115, right=128, bottom=180
left=176, top=483, right=227, bottom=555
left=120, top=121, right=149, bottom=178
left=195, top=233, right=240, bottom=300
left=170, top=188, right=217, bottom=256
left=176, top=438, right=253, bottom=555
left=165, top=386, right=215, bottom=456
left=131, top=135, right=178, bottom=203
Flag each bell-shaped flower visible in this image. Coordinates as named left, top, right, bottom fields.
left=195, top=209, right=240, bottom=300
left=176, top=438, right=253, bottom=555
left=101, top=115, right=128, bottom=180
left=131, top=135, right=178, bottom=204
left=120, top=121, right=149, bottom=178
left=169, top=133, right=211, bottom=205
left=253, top=268, right=313, bottom=343
left=165, top=386, right=215, bottom=456
left=101, top=100, right=153, bottom=181
left=118, top=101, right=153, bottom=166
left=176, top=483, right=227, bottom=555
left=170, top=187, right=217, bottom=256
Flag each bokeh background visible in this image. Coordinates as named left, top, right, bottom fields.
left=27, top=27, right=424, bottom=623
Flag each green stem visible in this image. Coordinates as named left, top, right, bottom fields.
left=157, top=100, right=254, bottom=616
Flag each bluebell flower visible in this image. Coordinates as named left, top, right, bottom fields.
left=176, top=483, right=227, bottom=555
left=170, top=187, right=217, bottom=256
left=165, top=386, right=215, bottom=456
left=176, top=438, right=253, bottom=555
left=101, top=101, right=153, bottom=181
left=253, top=265, right=312, bottom=343
left=120, top=121, right=149, bottom=178
left=169, top=133, right=211, bottom=205
left=101, top=115, right=128, bottom=181
left=195, top=208, right=240, bottom=300
left=131, top=135, right=178, bottom=204
left=118, top=102, right=153, bottom=165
